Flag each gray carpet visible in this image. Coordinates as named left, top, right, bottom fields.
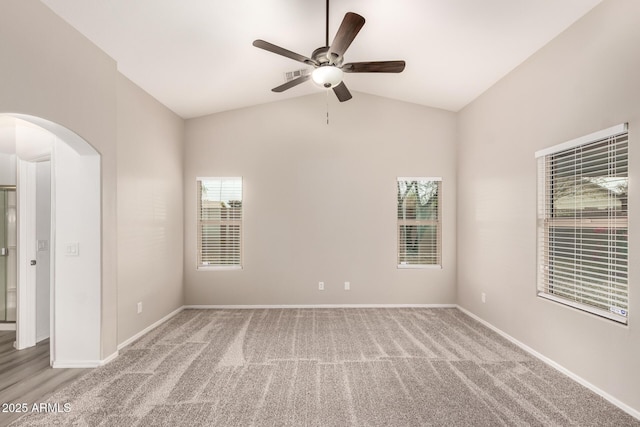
left=10, top=308, right=639, bottom=426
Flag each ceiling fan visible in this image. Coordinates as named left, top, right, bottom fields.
left=252, top=0, right=406, bottom=102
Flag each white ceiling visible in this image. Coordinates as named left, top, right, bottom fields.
left=41, top=0, right=602, bottom=119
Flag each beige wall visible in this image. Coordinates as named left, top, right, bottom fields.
left=457, top=0, right=640, bottom=413
left=0, top=0, right=119, bottom=358
left=184, top=93, right=457, bottom=305
left=116, top=75, right=184, bottom=345
left=0, top=0, right=185, bottom=358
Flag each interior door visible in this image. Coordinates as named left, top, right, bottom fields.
left=16, top=160, right=37, bottom=350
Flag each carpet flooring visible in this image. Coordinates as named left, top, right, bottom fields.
left=10, top=308, right=640, bottom=426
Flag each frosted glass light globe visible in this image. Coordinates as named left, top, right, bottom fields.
left=312, top=66, right=343, bottom=88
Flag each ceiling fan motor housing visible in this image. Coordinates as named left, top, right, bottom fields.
left=312, top=46, right=343, bottom=67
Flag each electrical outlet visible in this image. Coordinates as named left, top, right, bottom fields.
left=318, top=282, right=325, bottom=291
left=344, top=281, right=350, bottom=290
left=481, top=293, right=486, bottom=303
left=137, top=302, right=143, bottom=314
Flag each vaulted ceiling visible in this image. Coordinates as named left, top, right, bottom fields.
left=41, top=0, right=602, bottom=119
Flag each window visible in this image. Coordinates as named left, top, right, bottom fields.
left=397, top=177, right=441, bottom=268
left=197, top=177, right=242, bottom=269
left=536, top=124, right=628, bottom=323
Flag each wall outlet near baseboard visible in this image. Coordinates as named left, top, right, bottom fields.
left=344, top=281, right=350, bottom=290
left=481, top=293, right=486, bottom=303
left=318, top=282, right=324, bottom=291
left=137, top=302, right=143, bottom=314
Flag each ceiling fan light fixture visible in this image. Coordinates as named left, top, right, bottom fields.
left=312, top=65, right=343, bottom=88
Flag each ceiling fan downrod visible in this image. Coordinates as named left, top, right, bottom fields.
left=325, top=0, right=330, bottom=47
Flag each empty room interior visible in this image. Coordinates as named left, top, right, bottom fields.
left=1, top=0, right=639, bottom=425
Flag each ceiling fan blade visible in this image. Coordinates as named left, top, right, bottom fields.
left=253, top=40, right=318, bottom=66
left=271, top=74, right=311, bottom=93
left=332, top=82, right=352, bottom=102
left=328, top=12, right=365, bottom=62
left=342, top=60, right=406, bottom=73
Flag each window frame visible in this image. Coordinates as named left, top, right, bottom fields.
left=196, top=177, right=243, bottom=270
left=535, top=124, right=629, bottom=324
left=396, top=177, right=442, bottom=269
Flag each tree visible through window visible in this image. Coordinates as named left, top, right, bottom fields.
left=197, top=178, right=242, bottom=269
left=397, top=178, right=441, bottom=267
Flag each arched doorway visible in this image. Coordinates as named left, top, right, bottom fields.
left=0, top=113, right=102, bottom=367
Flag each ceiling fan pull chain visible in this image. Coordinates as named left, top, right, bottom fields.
left=326, top=89, right=330, bottom=125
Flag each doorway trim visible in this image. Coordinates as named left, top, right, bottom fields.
left=5, top=113, right=104, bottom=367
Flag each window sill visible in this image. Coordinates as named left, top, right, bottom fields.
left=197, top=265, right=242, bottom=271
left=397, top=264, right=442, bottom=270
left=537, top=292, right=628, bottom=325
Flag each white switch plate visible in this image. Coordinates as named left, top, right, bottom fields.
left=481, top=292, right=486, bottom=303
left=137, top=302, right=143, bottom=314
left=344, top=281, right=350, bottom=290
left=37, top=240, right=49, bottom=251
left=66, top=242, right=79, bottom=257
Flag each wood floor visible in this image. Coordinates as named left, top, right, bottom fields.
left=0, top=331, right=88, bottom=425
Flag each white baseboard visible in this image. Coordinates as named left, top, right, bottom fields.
left=456, top=305, right=640, bottom=421
left=52, top=360, right=103, bottom=368
left=51, top=307, right=184, bottom=368
left=184, top=304, right=457, bottom=309
left=100, top=351, right=119, bottom=366
left=51, top=351, right=118, bottom=368
left=0, top=323, right=16, bottom=331
left=117, top=306, right=185, bottom=351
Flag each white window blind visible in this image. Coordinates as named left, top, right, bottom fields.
left=197, top=177, right=242, bottom=269
left=536, top=124, right=628, bottom=323
left=397, top=178, right=442, bottom=268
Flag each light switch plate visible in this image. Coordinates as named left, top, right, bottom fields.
left=66, top=242, right=79, bottom=257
